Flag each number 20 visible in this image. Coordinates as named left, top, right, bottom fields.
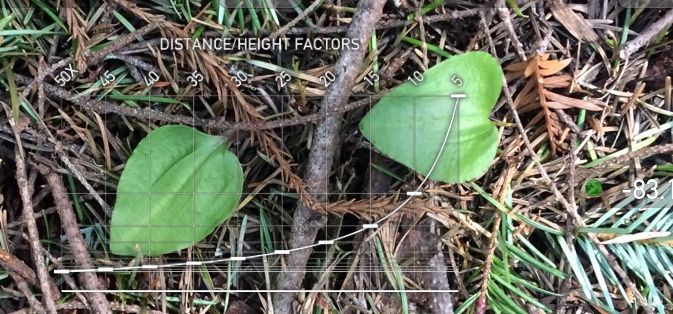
left=320, top=71, right=335, bottom=87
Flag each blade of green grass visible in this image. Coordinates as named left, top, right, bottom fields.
left=0, top=13, right=14, bottom=30
left=3, top=59, right=19, bottom=122
left=30, top=0, right=67, bottom=30
left=0, top=28, right=63, bottom=36
left=106, top=94, right=183, bottom=104
left=112, top=10, right=136, bottom=32
left=401, top=36, right=451, bottom=58
left=406, top=0, right=443, bottom=21
left=584, top=136, right=657, bottom=168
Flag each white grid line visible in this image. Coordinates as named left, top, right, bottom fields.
left=64, top=289, right=458, bottom=293
left=55, top=94, right=462, bottom=277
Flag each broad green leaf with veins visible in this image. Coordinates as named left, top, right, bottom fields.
left=110, top=125, right=243, bottom=256
left=360, top=52, right=503, bottom=183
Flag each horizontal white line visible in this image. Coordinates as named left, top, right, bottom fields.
left=362, top=223, right=378, bottom=229
left=450, top=93, right=466, bottom=99
left=64, top=289, right=458, bottom=293
left=274, top=250, right=290, bottom=255
left=230, top=257, right=246, bottom=261
left=62, top=94, right=468, bottom=97
left=97, top=267, right=114, bottom=272
left=141, top=265, right=158, bottom=269
left=54, top=269, right=70, bottom=274
left=185, top=261, right=202, bottom=266
left=406, top=191, right=422, bottom=196
left=58, top=269, right=455, bottom=273
left=318, top=240, right=334, bottom=245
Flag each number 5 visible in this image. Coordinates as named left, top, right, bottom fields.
left=451, top=74, right=463, bottom=87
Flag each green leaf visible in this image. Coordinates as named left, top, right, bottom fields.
left=359, top=51, right=502, bottom=183
left=584, top=179, right=603, bottom=197
left=110, top=125, right=243, bottom=256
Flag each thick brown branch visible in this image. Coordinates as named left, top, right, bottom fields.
left=271, top=0, right=387, bottom=312
left=43, top=169, right=111, bottom=313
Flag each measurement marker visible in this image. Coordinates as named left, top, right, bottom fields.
left=141, top=265, right=158, bottom=270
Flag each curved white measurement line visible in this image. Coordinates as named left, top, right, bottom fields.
left=57, top=95, right=462, bottom=275
left=374, top=95, right=461, bottom=224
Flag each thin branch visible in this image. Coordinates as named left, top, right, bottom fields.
left=13, top=148, right=58, bottom=314
left=9, top=272, right=46, bottom=314
left=269, top=0, right=324, bottom=39
left=2, top=101, right=58, bottom=314
left=475, top=215, right=501, bottom=314
left=495, top=0, right=526, bottom=61
left=558, top=134, right=579, bottom=312
left=14, top=74, right=386, bottom=131
left=18, top=22, right=161, bottom=102
left=0, top=249, right=39, bottom=287
left=9, top=301, right=164, bottom=314
left=620, top=9, right=673, bottom=60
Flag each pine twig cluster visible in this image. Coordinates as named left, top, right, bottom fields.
left=507, top=53, right=604, bottom=152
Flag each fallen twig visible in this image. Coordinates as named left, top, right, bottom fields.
left=9, top=301, right=164, bottom=314
left=558, top=134, right=579, bottom=312
left=13, top=148, right=58, bottom=314
left=8, top=272, right=47, bottom=314
left=495, top=0, right=526, bottom=61
left=18, top=22, right=161, bottom=103
left=0, top=250, right=39, bottom=287
left=285, top=9, right=482, bottom=35
left=42, top=169, right=111, bottom=314
left=271, top=0, right=387, bottom=312
left=269, top=0, right=323, bottom=39
left=14, top=74, right=386, bottom=131
left=620, top=9, right=673, bottom=60
left=3, top=102, right=58, bottom=313
left=475, top=215, right=500, bottom=314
